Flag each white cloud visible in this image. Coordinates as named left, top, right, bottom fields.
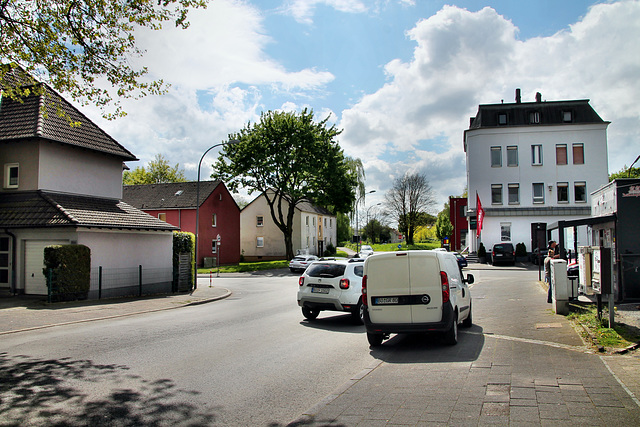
left=282, top=0, right=368, bottom=24
left=339, top=2, right=640, bottom=208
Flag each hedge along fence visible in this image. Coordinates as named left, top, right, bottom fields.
left=43, top=244, right=91, bottom=302
left=173, top=231, right=195, bottom=291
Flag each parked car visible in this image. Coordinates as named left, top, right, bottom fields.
left=289, top=255, right=318, bottom=273
left=362, top=250, right=474, bottom=346
left=491, top=243, right=515, bottom=266
left=358, top=245, right=374, bottom=257
left=297, top=258, right=366, bottom=323
left=454, top=252, right=468, bottom=268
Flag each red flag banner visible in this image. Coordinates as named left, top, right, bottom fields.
left=476, top=193, right=485, bottom=238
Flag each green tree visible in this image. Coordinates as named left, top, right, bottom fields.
left=123, top=154, right=186, bottom=184
left=435, top=211, right=454, bottom=243
left=0, top=0, right=206, bottom=119
left=336, top=212, right=352, bottom=244
left=384, top=172, right=436, bottom=245
left=609, top=164, right=640, bottom=181
left=212, top=109, right=357, bottom=260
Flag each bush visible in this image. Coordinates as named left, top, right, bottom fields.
left=173, top=231, right=195, bottom=291
left=43, top=245, right=91, bottom=301
left=324, top=243, right=336, bottom=256
left=515, top=242, right=527, bottom=257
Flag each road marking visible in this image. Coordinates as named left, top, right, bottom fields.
left=599, top=355, right=640, bottom=408
left=463, top=330, right=591, bottom=353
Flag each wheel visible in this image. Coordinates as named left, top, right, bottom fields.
left=444, top=314, right=458, bottom=345
left=367, top=332, right=384, bottom=347
left=462, top=300, right=472, bottom=328
left=351, top=299, right=364, bottom=324
left=302, top=306, right=319, bottom=320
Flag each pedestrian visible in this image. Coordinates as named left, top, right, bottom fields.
left=544, top=249, right=554, bottom=303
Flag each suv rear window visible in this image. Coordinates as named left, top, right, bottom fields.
left=306, top=263, right=346, bottom=278
left=493, top=244, right=514, bottom=251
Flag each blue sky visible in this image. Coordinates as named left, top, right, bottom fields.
left=86, top=0, right=640, bottom=211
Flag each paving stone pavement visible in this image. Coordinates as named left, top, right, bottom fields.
left=290, top=267, right=640, bottom=426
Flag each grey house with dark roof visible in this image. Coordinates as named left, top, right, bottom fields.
left=1, top=68, right=177, bottom=296
left=240, top=191, right=337, bottom=261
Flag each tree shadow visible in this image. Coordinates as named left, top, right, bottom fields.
left=0, top=352, right=217, bottom=426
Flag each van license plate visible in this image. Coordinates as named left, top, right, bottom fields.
left=311, top=287, right=329, bottom=294
left=374, top=297, right=399, bottom=305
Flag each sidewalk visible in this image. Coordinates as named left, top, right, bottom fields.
left=290, top=275, right=640, bottom=426
left=0, top=283, right=230, bottom=335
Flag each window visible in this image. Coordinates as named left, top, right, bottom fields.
left=256, top=216, right=264, bottom=227
left=557, top=182, right=569, bottom=203
left=324, top=218, right=327, bottom=227
left=501, top=223, right=511, bottom=241
left=211, top=240, right=217, bottom=254
left=498, top=113, right=507, bottom=125
left=305, top=216, right=309, bottom=226
left=212, top=213, right=217, bottom=227
left=563, top=111, right=573, bottom=122
left=158, top=213, right=166, bottom=222
left=529, top=111, right=540, bottom=124
left=491, top=146, right=502, bottom=167
left=4, top=163, right=19, bottom=189
left=508, top=184, right=519, bottom=204
left=491, top=184, right=503, bottom=205
left=507, top=146, right=518, bottom=167
left=556, top=144, right=568, bottom=165
left=572, top=143, right=584, bottom=164
left=330, top=219, right=332, bottom=227
left=533, top=183, right=545, bottom=203
left=531, top=145, right=543, bottom=165
left=575, top=182, right=586, bottom=203
left=256, top=237, right=264, bottom=247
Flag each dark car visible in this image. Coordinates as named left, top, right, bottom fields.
left=454, top=252, right=468, bottom=268
left=491, top=243, right=515, bottom=266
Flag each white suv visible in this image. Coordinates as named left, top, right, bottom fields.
left=297, top=258, right=366, bottom=323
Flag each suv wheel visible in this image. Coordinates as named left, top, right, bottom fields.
left=302, top=306, right=320, bottom=320
left=367, top=332, right=383, bottom=347
left=351, top=299, right=364, bottom=324
left=444, top=314, right=458, bottom=345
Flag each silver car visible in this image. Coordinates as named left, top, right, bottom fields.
left=289, top=255, right=318, bottom=273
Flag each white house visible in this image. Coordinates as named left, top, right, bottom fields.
left=464, top=90, right=609, bottom=254
left=0, top=67, right=177, bottom=297
left=240, top=192, right=337, bottom=261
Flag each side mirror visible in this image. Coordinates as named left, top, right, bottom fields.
left=464, top=274, right=474, bottom=284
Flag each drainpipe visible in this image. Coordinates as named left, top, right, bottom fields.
left=4, top=229, right=17, bottom=295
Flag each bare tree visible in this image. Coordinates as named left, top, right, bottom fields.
left=384, top=172, right=437, bottom=245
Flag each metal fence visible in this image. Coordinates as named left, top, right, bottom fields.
left=46, top=265, right=175, bottom=302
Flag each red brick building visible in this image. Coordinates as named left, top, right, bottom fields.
left=123, top=181, right=240, bottom=266
left=449, top=197, right=468, bottom=252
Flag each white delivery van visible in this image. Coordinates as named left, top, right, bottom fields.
left=362, top=250, right=474, bottom=346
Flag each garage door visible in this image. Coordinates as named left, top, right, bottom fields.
left=25, top=240, right=68, bottom=295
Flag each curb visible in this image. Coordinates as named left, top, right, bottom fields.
left=0, top=289, right=232, bottom=336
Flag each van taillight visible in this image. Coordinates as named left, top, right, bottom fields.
left=339, top=278, right=350, bottom=289
left=362, top=275, right=368, bottom=306
left=299, top=277, right=304, bottom=286
left=440, top=271, right=450, bottom=303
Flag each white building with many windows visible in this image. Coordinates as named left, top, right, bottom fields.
left=464, top=90, right=609, bottom=255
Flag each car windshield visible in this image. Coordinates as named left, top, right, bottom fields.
left=292, top=257, right=305, bottom=261
left=494, top=244, right=513, bottom=251
left=306, top=263, right=346, bottom=278
left=361, top=246, right=372, bottom=251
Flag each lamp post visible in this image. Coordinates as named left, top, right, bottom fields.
left=194, top=140, right=238, bottom=289
left=629, top=155, right=640, bottom=178
left=355, top=190, right=375, bottom=254
left=366, top=202, right=382, bottom=244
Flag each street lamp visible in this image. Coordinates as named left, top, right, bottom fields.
left=629, top=155, right=640, bottom=178
left=355, top=190, right=375, bottom=254
left=194, top=139, right=239, bottom=289
left=366, top=203, right=382, bottom=244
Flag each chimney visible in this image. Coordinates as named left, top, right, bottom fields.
left=515, top=88, right=521, bottom=104
left=536, top=92, right=542, bottom=103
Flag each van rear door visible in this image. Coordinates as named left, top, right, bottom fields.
left=409, top=252, right=443, bottom=323
left=365, top=252, right=411, bottom=324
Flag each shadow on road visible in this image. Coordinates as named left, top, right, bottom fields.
left=368, top=325, right=485, bottom=364
left=0, top=352, right=218, bottom=426
left=298, top=313, right=365, bottom=334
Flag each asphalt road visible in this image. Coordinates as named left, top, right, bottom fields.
left=1, top=273, right=378, bottom=426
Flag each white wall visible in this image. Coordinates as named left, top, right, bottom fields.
left=38, top=142, right=124, bottom=199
